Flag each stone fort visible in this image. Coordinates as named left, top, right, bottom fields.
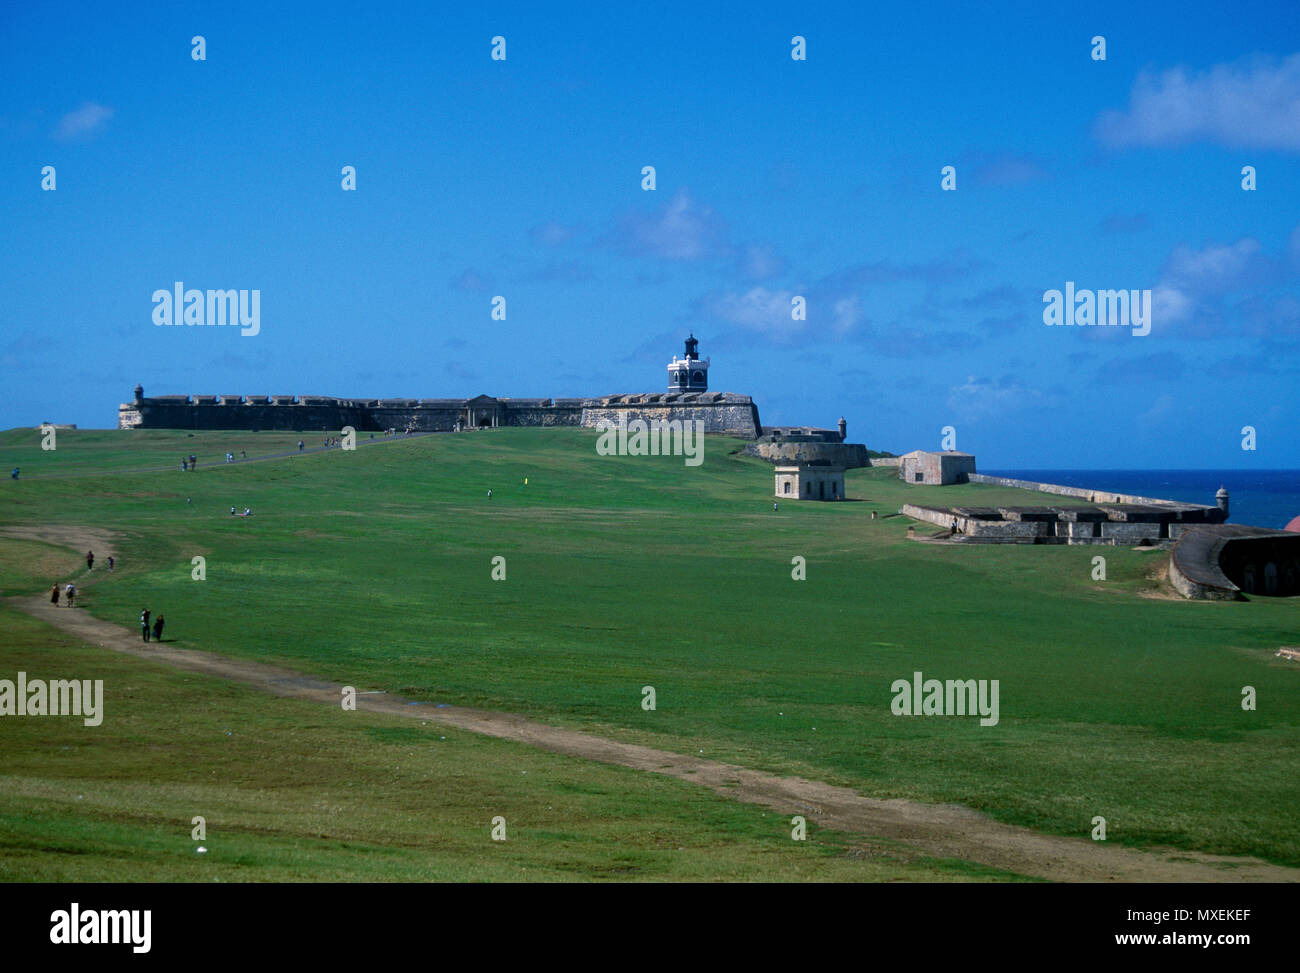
left=118, top=335, right=763, bottom=438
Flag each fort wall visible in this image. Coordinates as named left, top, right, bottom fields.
left=743, top=441, right=869, bottom=467
left=119, top=390, right=761, bottom=437
left=967, top=473, right=1196, bottom=509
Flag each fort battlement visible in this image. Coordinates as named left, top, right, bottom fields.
left=118, top=386, right=762, bottom=438
left=117, top=338, right=765, bottom=437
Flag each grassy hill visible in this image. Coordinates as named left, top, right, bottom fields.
left=2, top=426, right=1297, bottom=875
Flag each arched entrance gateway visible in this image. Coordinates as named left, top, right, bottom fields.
left=462, top=395, right=503, bottom=429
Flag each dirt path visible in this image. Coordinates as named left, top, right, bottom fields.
left=1, top=525, right=119, bottom=555
left=8, top=583, right=1298, bottom=883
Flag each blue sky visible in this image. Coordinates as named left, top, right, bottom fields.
left=2, top=0, right=1298, bottom=467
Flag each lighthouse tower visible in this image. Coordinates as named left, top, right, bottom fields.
left=667, top=334, right=710, bottom=392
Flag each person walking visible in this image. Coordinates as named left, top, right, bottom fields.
left=773, top=501, right=778, bottom=512
left=152, top=614, right=165, bottom=643
left=65, top=583, right=75, bottom=607
left=107, top=556, right=115, bottom=572
left=10, top=468, right=18, bottom=479
left=86, top=550, right=94, bottom=571
left=182, top=459, right=188, bottom=471
left=50, top=584, right=60, bottom=606
left=140, top=609, right=151, bottom=642
left=298, top=441, right=304, bottom=452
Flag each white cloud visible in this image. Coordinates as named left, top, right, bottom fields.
left=1163, top=238, right=1262, bottom=292
left=736, top=243, right=785, bottom=280
left=55, top=102, right=113, bottom=140
left=947, top=376, right=1040, bottom=419
left=703, top=287, right=800, bottom=338
left=529, top=221, right=580, bottom=247
left=1152, top=284, right=1194, bottom=325
left=1151, top=228, right=1300, bottom=337
left=604, top=189, right=727, bottom=260
left=1095, top=54, right=1300, bottom=152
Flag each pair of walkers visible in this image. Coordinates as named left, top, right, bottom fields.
left=140, top=608, right=165, bottom=643
left=50, top=583, right=75, bottom=607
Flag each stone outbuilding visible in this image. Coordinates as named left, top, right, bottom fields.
left=898, top=450, right=976, bottom=485
left=775, top=464, right=845, bottom=501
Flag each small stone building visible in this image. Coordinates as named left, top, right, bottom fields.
left=775, top=464, right=845, bottom=501
left=898, top=450, right=976, bottom=485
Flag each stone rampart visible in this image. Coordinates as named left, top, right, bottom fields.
left=119, top=389, right=761, bottom=436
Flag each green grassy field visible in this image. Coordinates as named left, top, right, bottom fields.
left=4, top=606, right=1018, bottom=882
left=2, top=426, right=1297, bottom=875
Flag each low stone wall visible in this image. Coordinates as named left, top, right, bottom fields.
left=902, top=504, right=953, bottom=529
left=869, top=457, right=901, bottom=468
left=743, top=440, right=869, bottom=467
left=1099, top=522, right=1163, bottom=543
left=968, top=473, right=1193, bottom=509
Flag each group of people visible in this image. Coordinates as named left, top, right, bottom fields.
left=49, top=550, right=114, bottom=609
left=85, top=550, right=114, bottom=571
left=229, top=506, right=253, bottom=516
left=140, top=608, right=165, bottom=642
left=181, top=453, right=198, bottom=471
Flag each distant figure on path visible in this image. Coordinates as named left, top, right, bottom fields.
left=107, top=556, right=115, bottom=572
left=50, top=584, right=60, bottom=606
left=241, top=450, right=246, bottom=459
left=950, top=517, right=958, bottom=536
left=65, top=583, right=75, bottom=607
left=140, top=609, right=151, bottom=642
left=243, top=507, right=252, bottom=517
left=773, top=502, right=778, bottom=512
left=10, top=468, right=18, bottom=479
left=190, top=454, right=197, bottom=470
left=231, top=507, right=236, bottom=516
left=487, top=489, right=492, bottom=499
left=181, top=459, right=188, bottom=471
left=86, top=551, right=94, bottom=571
left=152, top=614, right=165, bottom=642
left=298, top=441, right=304, bottom=451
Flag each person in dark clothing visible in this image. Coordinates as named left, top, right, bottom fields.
left=86, top=551, right=94, bottom=570
left=141, top=608, right=151, bottom=642
left=50, top=584, right=60, bottom=605
left=10, top=468, right=18, bottom=479
left=152, top=615, right=165, bottom=642
left=107, top=556, right=115, bottom=572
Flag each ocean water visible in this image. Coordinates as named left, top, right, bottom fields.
left=982, top=470, right=1300, bottom=531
